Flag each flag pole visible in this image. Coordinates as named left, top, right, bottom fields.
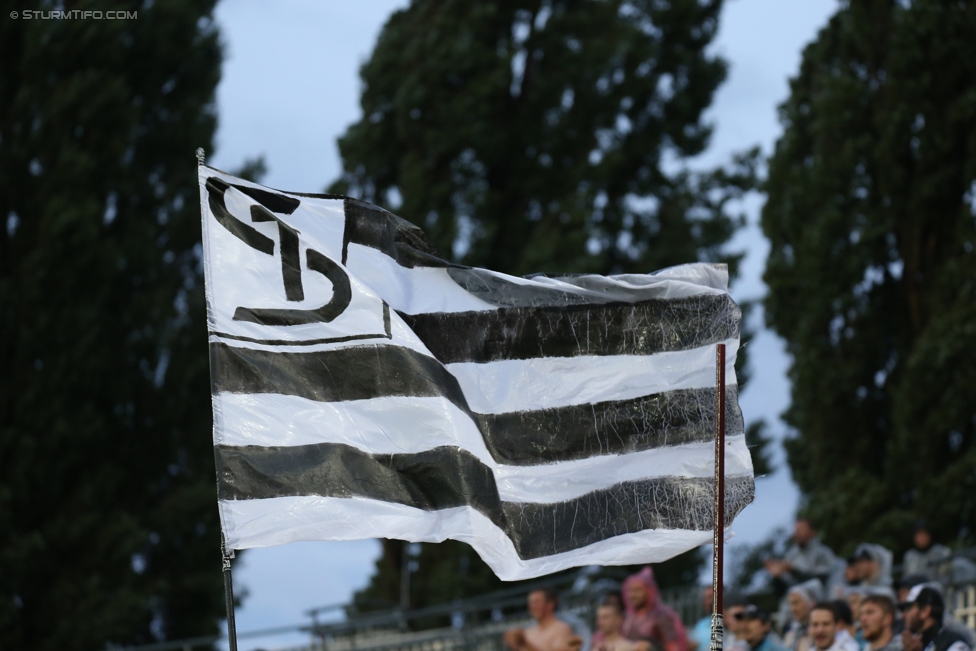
left=221, top=537, right=239, bottom=651
left=710, top=343, right=726, bottom=651
left=220, top=534, right=237, bottom=651
left=198, top=145, right=239, bottom=651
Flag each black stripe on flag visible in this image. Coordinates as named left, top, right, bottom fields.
left=398, top=294, right=739, bottom=364
left=214, top=443, right=755, bottom=560
left=341, top=198, right=456, bottom=268
left=206, top=177, right=276, bottom=255
left=503, top=473, right=754, bottom=559
left=210, top=342, right=469, bottom=408
left=216, top=443, right=504, bottom=523
left=210, top=343, right=743, bottom=464
left=478, top=386, right=743, bottom=465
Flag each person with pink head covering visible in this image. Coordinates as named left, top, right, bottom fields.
left=620, top=567, right=690, bottom=651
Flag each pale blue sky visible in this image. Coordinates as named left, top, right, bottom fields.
left=209, top=2, right=840, bottom=648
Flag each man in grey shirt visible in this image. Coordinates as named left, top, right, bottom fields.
left=903, top=524, right=952, bottom=581
left=854, top=544, right=893, bottom=589
left=766, top=519, right=837, bottom=598
left=860, top=594, right=902, bottom=651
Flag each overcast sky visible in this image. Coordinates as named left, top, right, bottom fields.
left=209, top=1, right=839, bottom=649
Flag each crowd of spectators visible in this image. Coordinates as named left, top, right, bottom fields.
left=717, top=520, right=974, bottom=651
left=503, top=521, right=975, bottom=651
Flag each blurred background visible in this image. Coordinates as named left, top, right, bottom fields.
left=3, top=1, right=975, bottom=650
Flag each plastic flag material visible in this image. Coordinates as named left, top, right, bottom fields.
left=198, top=166, right=754, bottom=580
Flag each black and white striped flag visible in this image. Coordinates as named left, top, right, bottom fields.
left=198, top=166, right=754, bottom=580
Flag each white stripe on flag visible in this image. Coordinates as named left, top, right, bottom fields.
left=214, top=393, right=493, bottom=458
left=345, top=243, right=731, bottom=315
left=218, top=494, right=721, bottom=581
left=493, top=437, right=752, bottom=503
left=344, top=246, right=497, bottom=314
left=215, top=390, right=752, bottom=501
left=446, top=338, right=738, bottom=414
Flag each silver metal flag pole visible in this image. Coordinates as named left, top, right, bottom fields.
left=710, top=343, right=726, bottom=651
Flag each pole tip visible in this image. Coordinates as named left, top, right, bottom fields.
left=196, top=148, right=206, bottom=165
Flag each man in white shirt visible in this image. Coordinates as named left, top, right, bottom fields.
left=809, top=603, right=858, bottom=651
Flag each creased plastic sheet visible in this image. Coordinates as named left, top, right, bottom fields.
left=198, top=166, right=754, bottom=581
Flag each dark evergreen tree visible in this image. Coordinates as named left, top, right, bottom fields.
left=331, top=0, right=756, bottom=276
left=762, top=0, right=976, bottom=556
left=333, top=0, right=759, bottom=612
left=0, top=2, right=229, bottom=648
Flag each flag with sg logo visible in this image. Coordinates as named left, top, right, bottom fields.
left=198, top=165, right=754, bottom=581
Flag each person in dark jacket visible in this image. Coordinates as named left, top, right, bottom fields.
left=899, top=585, right=971, bottom=651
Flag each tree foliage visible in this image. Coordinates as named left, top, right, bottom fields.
left=350, top=540, right=706, bottom=626
left=334, top=0, right=760, bottom=612
left=762, top=0, right=976, bottom=556
left=331, top=0, right=756, bottom=277
left=0, top=2, right=227, bottom=648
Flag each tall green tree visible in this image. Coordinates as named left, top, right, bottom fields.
left=333, top=0, right=758, bottom=612
left=331, top=0, right=756, bottom=276
left=762, top=0, right=976, bottom=556
left=0, top=2, right=228, bottom=648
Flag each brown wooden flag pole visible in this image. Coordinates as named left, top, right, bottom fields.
left=710, top=343, right=726, bottom=651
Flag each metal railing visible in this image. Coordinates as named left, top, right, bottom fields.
left=110, top=549, right=976, bottom=651
left=105, top=565, right=707, bottom=651
left=275, top=572, right=704, bottom=651
left=947, top=583, right=976, bottom=630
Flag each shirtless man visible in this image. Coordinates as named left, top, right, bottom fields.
left=593, top=602, right=651, bottom=651
left=505, top=588, right=582, bottom=651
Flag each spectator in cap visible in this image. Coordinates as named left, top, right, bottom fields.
left=896, top=576, right=933, bottom=606
left=784, top=580, right=823, bottom=651
left=899, top=584, right=971, bottom=651
left=736, top=605, right=788, bottom=651
left=808, top=602, right=857, bottom=651
left=724, top=596, right=751, bottom=651
left=897, top=582, right=974, bottom=647
left=829, top=557, right=863, bottom=602
left=854, top=545, right=893, bottom=589
left=860, top=594, right=903, bottom=651
left=903, top=524, right=951, bottom=582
